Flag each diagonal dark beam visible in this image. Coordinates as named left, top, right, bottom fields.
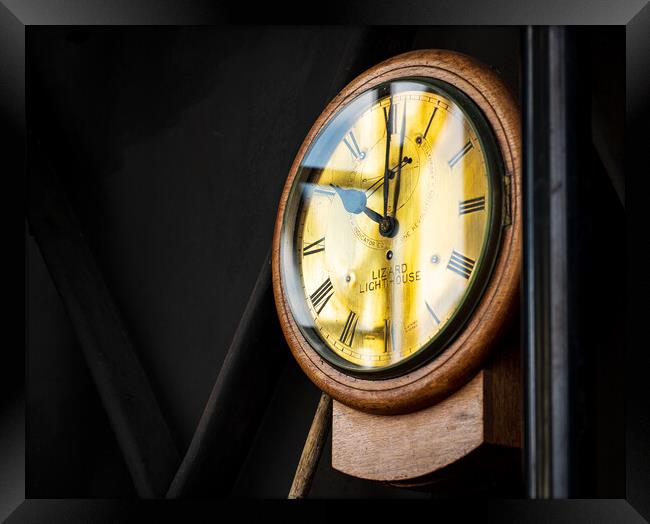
left=26, top=139, right=180, bottom=498
left=167, top=27, right=418, bottom=499
left=592, top=107, right=624, bottom=206
left=166, top=251, right=287, bottom=498
left=589, top=29, right=625, bottom=207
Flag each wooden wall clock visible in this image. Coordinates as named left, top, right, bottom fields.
left=272, top=49, right=521, bottom=488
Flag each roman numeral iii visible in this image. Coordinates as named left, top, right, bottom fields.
left=459, top=196, right=486, bottom=215
left=310, top=277, right=334, bottom=314
left=303, top=237, right=325, bottom=256
left=339, top=311, right=358, bottom=347
left=447, top=250, right=476, bottom=280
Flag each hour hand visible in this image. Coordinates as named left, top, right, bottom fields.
left=331, top=184, right=383, bottom=225
left=362, top=206, right=383, bottom=224
left=331, top=184, right=366, bottom=214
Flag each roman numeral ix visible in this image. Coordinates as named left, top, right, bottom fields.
left=459, top=196, right=486, bottom=215
left=310, top=277, right=334, bottom=315
left=339, top=311, right=358, bottom=347
left=447, top=250, right=476, bottom=280
left=303, top=237, right=325, bottom=256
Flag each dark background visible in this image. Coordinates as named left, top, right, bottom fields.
left=24, top=26, right=624, bottom=499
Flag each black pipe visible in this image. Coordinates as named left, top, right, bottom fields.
left=522, top=26, right=579, bottom=498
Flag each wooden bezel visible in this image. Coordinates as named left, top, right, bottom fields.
left=272, top=49, right=521, bottom=415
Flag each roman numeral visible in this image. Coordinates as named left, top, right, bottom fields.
left=391, top=102, right=400, bottom=134
left=339, top=310, right=358, bottom=347
left=383, top=99, right=399, bottom=134
left=310, top=277, right=334, bottom=314
left=303, top=237, right=325, bottom=256
left=312, top=185, right=335, bottom=197
left=383, top=104, right=391, bottom=134
left=447, top=250, right=476, bottom=280
left=342, top=130, right=364, bottom=159
left=425, top=301, right=440, bottom=324
left=459, top=196, right=486, bottom=215
left=423, top=107, right=438, bottom=139
left=384, top=319, right=389, bottom=353
left=448, top=140, right=473, bottom=168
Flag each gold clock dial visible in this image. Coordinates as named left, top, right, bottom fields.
left=280, top=78, right=503, bottom=377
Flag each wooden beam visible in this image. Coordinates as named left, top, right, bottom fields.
left=166, top=252, right=288, bottom=498
left=26, top=139, right=180, bottom=498
left=166, top=28, right=419, bottom=498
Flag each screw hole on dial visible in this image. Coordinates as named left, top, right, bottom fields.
left=386, top=250, right=393, bottom=260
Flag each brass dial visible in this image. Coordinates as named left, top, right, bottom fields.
left=280, top=78, right=503, bottom=377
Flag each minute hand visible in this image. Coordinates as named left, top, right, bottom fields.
left=391, top=101, right=407, bottom=216
left=382, top=98, right=393, bottom=219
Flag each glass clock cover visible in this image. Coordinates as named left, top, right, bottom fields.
left=279, top=78, right=503, bottom=378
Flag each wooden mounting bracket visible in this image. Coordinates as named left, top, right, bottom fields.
left=332, top=335, right=521, bottom=485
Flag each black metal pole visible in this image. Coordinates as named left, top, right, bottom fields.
left=522, top=26, right=578, bottom=499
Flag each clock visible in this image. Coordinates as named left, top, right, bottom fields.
left=273, top=49, right=521, bottom=485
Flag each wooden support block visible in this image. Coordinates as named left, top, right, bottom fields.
left=332, top=338, right=522, bottom=484
left=332, top=373, right=485, bottom=482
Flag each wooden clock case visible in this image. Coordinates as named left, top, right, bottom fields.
left=272, top=49, right=522, bottom=486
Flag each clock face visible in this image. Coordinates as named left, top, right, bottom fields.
left=279, top=78, right=503, bottom=378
